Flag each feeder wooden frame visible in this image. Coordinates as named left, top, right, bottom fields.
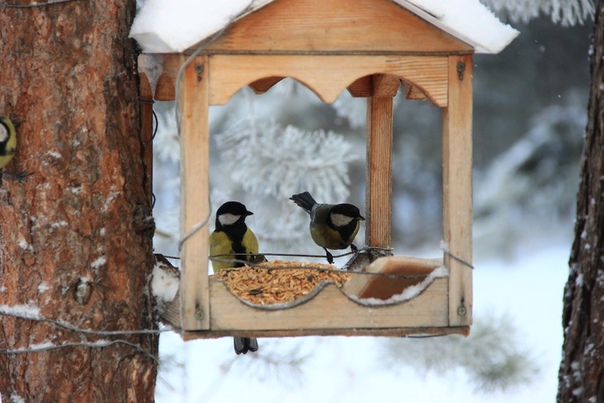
left=141, top=0, right=474, bottom=340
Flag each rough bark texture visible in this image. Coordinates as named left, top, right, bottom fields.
left=557, top=2, right=604, bottom=402
left=0, top=1, right=158, bottom=401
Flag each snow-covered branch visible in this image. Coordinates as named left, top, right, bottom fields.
left=482, top=0, right=594, bottom=25
left=216, top=117, right=359, bottom=202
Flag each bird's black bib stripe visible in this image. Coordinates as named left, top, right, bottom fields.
left=334, top=219, right=359, bottom=245
left=215, top=222, right=249, bottom=267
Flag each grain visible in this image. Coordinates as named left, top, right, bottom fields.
left=211, top=260, right=353, bottom=305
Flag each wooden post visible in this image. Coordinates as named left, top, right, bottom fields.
left=179, top=55, right=211, bottom=330
left=365, top=74, right=400, bottom=248
left=443, top=55, right=473, bottom=327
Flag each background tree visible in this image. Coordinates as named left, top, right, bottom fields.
left=558, top=0, right=604, bottom=400
left=0, top=0, right=157, bottom=401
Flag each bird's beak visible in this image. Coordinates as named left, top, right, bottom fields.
left=359, top=215, right=366, bottom=220
left=245, top=211, right=254, bottom=216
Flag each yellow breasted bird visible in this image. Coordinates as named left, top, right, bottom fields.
left=0, top=116, right=29, bottom=181
left=290, top=191, right=365, bottom=264
left=209, top=201, right=259, bottom=355
left=0, top=116, right=17, bottom=170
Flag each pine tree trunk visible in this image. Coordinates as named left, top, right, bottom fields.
left=0, top=1, right=158, bottom=401
left=557, top=1, right=604, bottom=401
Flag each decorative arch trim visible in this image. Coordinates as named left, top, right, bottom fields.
left=208, top=54, right=448, bottom=106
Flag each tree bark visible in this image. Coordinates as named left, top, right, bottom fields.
left=558, top=1, right=604, bottom=401
left=0, top=1, right=157, bottom=401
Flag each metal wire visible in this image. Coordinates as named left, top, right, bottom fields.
left=1, top=0, right=87, bottom=8
left=208, top=250, right=445, bottom=280
left=0, top=309, right=166, bottom=361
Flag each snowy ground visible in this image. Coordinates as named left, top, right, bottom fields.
left=156, top=233, right=571, bottom=403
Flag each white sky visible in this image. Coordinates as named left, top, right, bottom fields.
left=130, top=0, right=518, bottom=54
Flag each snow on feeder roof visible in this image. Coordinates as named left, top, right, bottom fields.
left=130, top=0, right=518, bottom=54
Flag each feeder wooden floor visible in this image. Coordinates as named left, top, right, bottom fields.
left=160, top=255, right=470, bottom=340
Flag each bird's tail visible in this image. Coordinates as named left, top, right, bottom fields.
left=290, top=191, right=317, bottom=214
left=234, top=337, right=259, bottom=355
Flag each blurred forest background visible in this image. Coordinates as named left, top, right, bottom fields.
left=151, top=10, right=593, bottom=397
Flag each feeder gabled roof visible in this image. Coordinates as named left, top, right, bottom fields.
left=130, top=0, right=518, bottom=55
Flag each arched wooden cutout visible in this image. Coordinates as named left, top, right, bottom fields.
left=402, top=80, right=429, bottom=101
left=248, top=74, right=402, bottom=102
left=248, top=76, right=285, bottom=94
left=207, top=54, right=448, bottom=106
left=347, top=76, right=373, bottom=97
left=348, top=74, right=402, bottom=98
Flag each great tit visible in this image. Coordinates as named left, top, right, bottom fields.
left=0, top=116, right=29, bottom=181
left=290, top=191, right=365, bottom=264
left=209, top=201, right=259, bottom=355
left=0, top=116, right=17, bottom=170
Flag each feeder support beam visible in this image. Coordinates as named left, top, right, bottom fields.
left=365, top=74, right=399, bottom=248
left=179, top=55, right=211, bottom=331
left=443, top=55, right=473, bottom=327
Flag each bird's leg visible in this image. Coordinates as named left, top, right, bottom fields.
left=247, top=337, right=259, bottom=352
left=234, top=337, right=259, bottom=355
left=234, top=337, right=245, bottom=355
left=324, top=248, right=334, bottom=265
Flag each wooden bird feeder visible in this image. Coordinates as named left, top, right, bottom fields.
left=137, top=0, right=518, bottom=341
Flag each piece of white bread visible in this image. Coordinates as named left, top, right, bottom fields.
left=343, top=256, right=443, bottom=300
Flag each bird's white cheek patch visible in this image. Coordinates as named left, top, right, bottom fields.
left=0, top=126, right=7, bottom=142
left=331, top=213, right=354, bottom=227
left=219, top=213, right=240, bottom=226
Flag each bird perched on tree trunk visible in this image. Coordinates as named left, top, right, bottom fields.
left=209, top=201, right=259, bottom=355
left=0, top=116, right=17, bottom=170
left=290, top=191, right=365, bottom=264
left=0, top=116, right=29, bottom=181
